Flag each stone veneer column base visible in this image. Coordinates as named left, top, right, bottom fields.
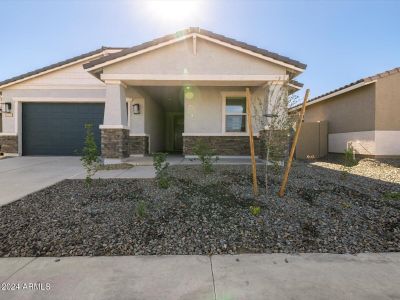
left=0, top=135, right=18, bottom=154
left=101, top=129, right=129, bottom=159
left=128, top=136, right=149, bottom=155
left=183, top=136, right=260, bottom=156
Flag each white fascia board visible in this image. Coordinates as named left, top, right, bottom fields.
left=288, top=80, right=376, bottom=112
left=287, top=83, right=302, bottom=90
left=0, top=52, right=107, bottom=90
left=101, top=74, right=289, bottom=82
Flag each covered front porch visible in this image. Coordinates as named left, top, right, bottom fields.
left=82, top=28, right=304, bottom=163
left=99, top=78, right=285, bottom=163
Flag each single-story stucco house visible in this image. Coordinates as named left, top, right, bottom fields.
left=0, top=28, right=306, bottom=162
left=291, top=67, right=400, bottom=158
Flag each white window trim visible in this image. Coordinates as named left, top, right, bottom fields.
left=221, top=91, right=248, bottom=135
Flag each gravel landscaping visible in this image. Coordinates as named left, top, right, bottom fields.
left=1, top=158, right=399, bottom=257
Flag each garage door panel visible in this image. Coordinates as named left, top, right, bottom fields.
left=22, top=103, right=104, bottom=156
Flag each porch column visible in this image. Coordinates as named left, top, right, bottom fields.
left=100, top=80, right=129, bottom=162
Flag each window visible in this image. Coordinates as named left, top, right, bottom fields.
left=225, top=96, right=247, bottom=132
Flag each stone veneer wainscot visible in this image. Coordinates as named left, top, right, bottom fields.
left=183, top=135, right=261, bottom=156
left=0, top=135, right=18, bottom=154
left=101, top=129, right=129, bottom=159
left=128, top=136, right=149, bottom=155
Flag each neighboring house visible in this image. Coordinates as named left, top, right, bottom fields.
left=0, top=27, right=306, bottom=162
left=291, top=67, right=400, bottom=158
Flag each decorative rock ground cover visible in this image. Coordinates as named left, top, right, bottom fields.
left=0, top=159, right=399, bottom=257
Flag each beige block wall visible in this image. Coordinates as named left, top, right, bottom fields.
left=375, top=72, right=400, bottom=130
left=303, top=84, right=376, bottom=134
left=296, top=121, right=328, bottom=159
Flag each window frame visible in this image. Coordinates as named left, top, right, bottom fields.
left=221, top=91, right=248, bottom=135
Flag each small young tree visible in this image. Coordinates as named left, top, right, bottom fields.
left=193, top=140, right=218, bottom=173
left=80, top=123, right=100, bottom=185
left=153, top=152, right=170, bottom=188
left=252, top=82, right=297, bottom=194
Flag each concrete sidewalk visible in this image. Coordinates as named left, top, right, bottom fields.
left=1, top=253, right=399, bottom=300
left=125, top=155, right=266, bottom=166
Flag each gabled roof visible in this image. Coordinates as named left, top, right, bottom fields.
left=0, top=47, right=125, bottom=89
left=83, top=27, right=307, bottom=72
left=289, top=66, right=400, bottom=111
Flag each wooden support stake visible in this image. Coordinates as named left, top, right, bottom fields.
left=278, top=89, right=310, bottom=197
left=246, top=88, right=259, bottom=197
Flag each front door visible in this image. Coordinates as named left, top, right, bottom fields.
left=173, top=115, right=184, bottom=152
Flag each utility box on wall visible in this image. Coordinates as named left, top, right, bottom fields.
left=296, top=121, right=328, bottom=159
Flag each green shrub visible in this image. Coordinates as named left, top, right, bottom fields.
left=249, top=206, right=261, bottom=217
left=383, top=192, right=400, bottom=200
left=136, top=200, right=147, bottom=219
left=344, top=147, right=357, bottom=167
left=193, top=141, right=218, bottom=173
left=153, top=152, right=169, bottom=175
left=158, top=176, right=170, bottom=189
left=80, top=124, right=100, bottom=185
left=153, top=152, right=170, bottom=188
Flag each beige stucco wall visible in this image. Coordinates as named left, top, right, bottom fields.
left=184, top=85, right=275, bottom=135
left=126, top=87, right=165, bottom=153
left=303, top=84, right=376, bottom=134
left=103, top=38, right=287, bottom=76
left=375, top=72, right=400, bottom=130
left=184, top=86, right=223, bottom=133
left=5, top=63, right=105, bottom=90
left=184, top=86, right=261, bottom=134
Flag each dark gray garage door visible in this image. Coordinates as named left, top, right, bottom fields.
left=22, top=103, right=104, bottom=156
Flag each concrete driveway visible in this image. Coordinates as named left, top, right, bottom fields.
left=0, top=253, right=399, bottom=299
left=0, top=156, right=155, bottom=206
left=0, top=157, right=84, bottom=206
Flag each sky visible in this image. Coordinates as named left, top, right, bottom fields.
left=0, top=0, right=399, bottom=100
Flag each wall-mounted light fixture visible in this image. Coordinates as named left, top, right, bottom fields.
left=0, top=102, right=12, bottom=113
left=132, top=103, right=140, bottom=114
